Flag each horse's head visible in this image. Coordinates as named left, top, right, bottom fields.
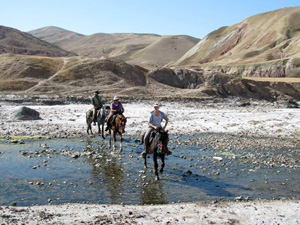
left=156, top=128, right=169, bottom=154
left=97, top=107, right=106, bottom=120
left=117, top=114, right=127, bottom=133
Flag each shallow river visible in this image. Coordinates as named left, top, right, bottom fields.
left=0, top=134, right=299, bottom=206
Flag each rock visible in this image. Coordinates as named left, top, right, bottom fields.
left=213, top=156, right=223, bottom=162
left=235, top=196, right=243, bottom=201
left=10, top=139, right=18, bottom=144
left=12, top=107, right=41, bottom=120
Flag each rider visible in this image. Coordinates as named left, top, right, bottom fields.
left=142, top=103, right=172, bottom=158
left=91, top=90, right=103, bottom=126
left=105, top=96, right=124, bottom=131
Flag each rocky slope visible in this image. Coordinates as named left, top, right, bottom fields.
left=172, top=7, right=300, bottom=77
left=0, top=54, right=299, bottom=102
left=0, top=26, right=75, bottom=57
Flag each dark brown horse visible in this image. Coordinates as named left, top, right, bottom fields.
left=143, top=128, right=169, bottom=180
left=108, top=113, right=127, bottom=151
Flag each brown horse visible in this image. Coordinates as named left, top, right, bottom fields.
left=107, top=113, right=127, bottom=151
left=143, top=128, right=169, bottom=180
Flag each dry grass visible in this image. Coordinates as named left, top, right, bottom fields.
left=0, top=80, right=37, bottom=91
left=243, top=77, right=300, bottom=83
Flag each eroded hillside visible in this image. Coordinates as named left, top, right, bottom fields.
left=0, top=26, right=75, bottom=57
left=0, top=54, right=299, bottom=102
left=173, top=7, right=300, bottom=78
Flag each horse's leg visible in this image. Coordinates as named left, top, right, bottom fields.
left=119, top=133, right=123, bottom=152
left=101, top=122, right=105, bottom=139
left=88, top=121, right=93, bottom=135
left=160, top=154, right=165, bottom=174
left=113, top=131, right=116, bottom=151
left=108, top=129, right=111, bottom=148
left=144, top=155, right=148, bottom=169
left=153, top=153, right=159, bottom=180
left=97, top=121, right=100, bottom=135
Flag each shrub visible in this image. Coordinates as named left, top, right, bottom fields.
left=287, top=68, right=300, bottom=77
left=244, top=50, right=261, bottom=58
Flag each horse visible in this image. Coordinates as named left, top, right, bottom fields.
left=143, top=128, right=169, bottom=180
left=107, top=113, right=127, bottom=151
left=86, top=107, right=107, bottom=138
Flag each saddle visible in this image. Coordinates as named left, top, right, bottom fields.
left=148, top=129, right=158, bottom=145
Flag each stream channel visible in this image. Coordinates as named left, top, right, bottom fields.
left=0, top=134, right=299, bottom=206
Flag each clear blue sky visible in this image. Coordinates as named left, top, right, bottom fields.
left=1, top=0, right=300, bottom=38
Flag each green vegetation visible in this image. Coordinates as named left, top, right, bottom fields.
left=280, top=40, right=290, bottom=50
left=286, top=11, right=300, bottom=39
left=287, top=68, right=300, bottom=77
left=0, top=135, right=48, bottom=140
left=243, top=50, right=262, bottom=58
left=291, top=58, right=300, bottom=67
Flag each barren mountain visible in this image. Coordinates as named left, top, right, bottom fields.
left=173, top=7, right=300, bottom=77
left=0, top=54, right=299, bottom=102
left=29, top=27, right=199, bottom=68
left=28, top=26, right=84, bottom=45
left=0, top=26, right=75, bottom=57
left=128, top=35, right=199, bottom=68
left=29, top=28, right=161, bottom=59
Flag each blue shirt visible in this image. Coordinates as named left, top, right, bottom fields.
left=148, top=111, right=168, bottom=127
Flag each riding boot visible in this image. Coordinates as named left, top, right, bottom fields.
left=105, top=122, right=110, bottom=131
left=141, top=146, right=150, bottom=159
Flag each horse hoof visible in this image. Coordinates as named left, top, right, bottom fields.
left=155, top=176, right=160, bottom=181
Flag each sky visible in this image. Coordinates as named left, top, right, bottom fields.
left=1, top=0, right=300, bottom=39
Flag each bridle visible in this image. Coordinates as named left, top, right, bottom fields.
left=116, top=114, right=126, bottom=133
left=156, top=131, right=169, bottom=154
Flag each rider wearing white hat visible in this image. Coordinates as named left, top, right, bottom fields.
left=142, top=103, right=172, bottom=158
left=105, top=96, right=124, bottom=131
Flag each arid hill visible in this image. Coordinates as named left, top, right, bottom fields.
left=28, top=26, right=84, bottom=45
left=128, top=35, right=199, bottom=68
left=0, top=26, right=75, bottom=57
left=29, top=26, right=199, bottom=68
left=172, top=7, right=300, bottom=78
left=0, top=54, right=299, bottom=102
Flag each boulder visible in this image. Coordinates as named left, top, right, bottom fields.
left=13, top=106, right=41, bottom=120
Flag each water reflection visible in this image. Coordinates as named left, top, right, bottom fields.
left=85, top=138, right=124, bottom=204
left=140, top=175, right=167, bottom=205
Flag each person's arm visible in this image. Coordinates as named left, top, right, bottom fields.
left=110, top=104, right=116, bottom=113
left=120, top=102, right=124, bottom=113
left=163, top=119, right=169, bottom=130
left=161, top=111, right=169, bottom=130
